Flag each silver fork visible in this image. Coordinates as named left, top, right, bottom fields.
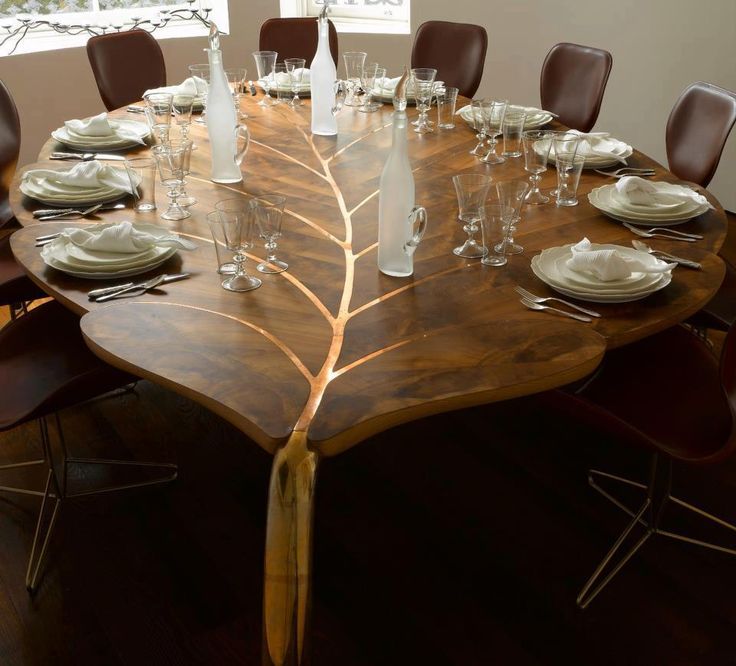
left=594, top=167, right=656, bottom=178
left=622, top=222, right=697, bottom=242
left=515, top=286, right=601, bottom=318
left=520, top=298, right=593, bottom=323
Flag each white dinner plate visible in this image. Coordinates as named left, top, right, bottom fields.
left=588, top=186, right=710, bottom=226
left=51, top=119, right=150, bottom=151
left=20, top=181, right=129, bottom=207
left=41, top=247, right=177, bottom=279
left=457, top=104, right=555, bottom=131
left=545, top=139, right=633, bottom=169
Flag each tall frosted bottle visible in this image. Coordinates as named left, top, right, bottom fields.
left=378, top=71, right=427, bottom=276
left=206, top=23, right=242, bottom=183
left=310, top=5, right=338, bottom=136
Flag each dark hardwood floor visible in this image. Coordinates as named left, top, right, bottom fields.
left=1, top=377, right=736, bottom=665
left=0, top=213, right=733, bottom=665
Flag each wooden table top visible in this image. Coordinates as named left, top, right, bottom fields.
left=10, top=98, right=727, bottom=457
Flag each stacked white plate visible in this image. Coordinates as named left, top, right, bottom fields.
left=258, top=73, right=311, bottom=97
left=52, top=119, right=150, bottom=151
left=20, top=166, right=136, bottom=207
left=41, top=223, right=179, bottom=279
left=457, top=104, right=555, bottom=130
left=545, top=135, right=633, bottom=168
left=372, top=80, right=446, bottom=105
left=588, top=184, right=711, bottom=227
left=531, top=243, right=673, bottom=303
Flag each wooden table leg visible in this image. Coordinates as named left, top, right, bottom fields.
left=263, top=431, right=319, bottom=666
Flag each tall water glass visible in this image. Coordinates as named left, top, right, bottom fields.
left=125, top=157, right=156, bottom=213
left=493, top=180, right=530, bottom=255
left=342, top=51, right=367, bottom=106
left=556, top=153, right=585, bottom=206
left=207, top=210, right=236, bottom=275
left=411, top=67, right=437, bottom=134
left=470, top=99, right=487, bottom=155
left=188, top=64, right=210, bottom=124
left=480, top=204, right=514, bottom=267
left=452, top=173, right=493, bottom=259
left=212, top=198, right=262, bottom=292
left=502, top=110, right=526, bottom=157
left=359, top=62, right=381, bottom=113
left=252, top=50, right=278, bottom=107
left=553, top=132, right=582, bottom=202
left=284, top=58, right=306, bottom=107
left=172, top=93, right=194, bottom=142
left=274, top=63, right=291, bottom=104
left=522, top=130, right=554, bottom=204
left=153, top=141, right=191, bottom=221
left=480, top=100, right=507, bottom=164
left=437, top=87, right=459, bottom=129
left=254, top=194, right=288, bottom=274
left=143, top=92, right=173, bottom=145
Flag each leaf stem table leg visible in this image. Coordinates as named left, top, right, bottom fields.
left=263, top=431, right=319, bottom=666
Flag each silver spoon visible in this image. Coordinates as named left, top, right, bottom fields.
left=622, top=222, right=697, bottom=242
left=631, top=240, right=702, bottom=269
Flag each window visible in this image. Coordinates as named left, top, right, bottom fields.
left=280, top=0, right=410, bottom=35
left=0, top=1, right=229, bottom=56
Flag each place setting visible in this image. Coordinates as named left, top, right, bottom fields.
left=589, top=174, right=714, bottom=227
left=36, top=219, right=197, bottom=281
left=457, top=102, right=556, bottom=131
left=543, top=129, right=633, bottom=168
left=51, top=111, right=150, bottom=152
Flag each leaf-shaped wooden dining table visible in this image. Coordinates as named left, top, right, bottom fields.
left=10, top=97, right=727, bottom=665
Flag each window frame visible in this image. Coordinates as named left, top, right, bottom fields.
left=0, top=0, right=229, bottom=57
left=279, top=0, right=410, bottom=35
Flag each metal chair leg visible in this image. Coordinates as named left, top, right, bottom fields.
left=25, top=468, right=61, bottom=593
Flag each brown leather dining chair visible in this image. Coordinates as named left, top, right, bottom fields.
left=542, top=321, right=736, bottom=608
left=0, top=79, right=46, bottom=319
left=668, top=82, right=736, bottom=333
left=410, top=21, right=487, bottom=99
left=87, top=30, right=167, bottom=111
left=259, top=17, right=338, bottom=65
left=540, top=42, right=613, bottom=132
left=0, top=299, right=177, bottom=592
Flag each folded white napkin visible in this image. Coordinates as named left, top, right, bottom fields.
left=64, top=112, right=116, bottom=137
left=566, top=238, right=674, bottom=281
left=615, top=176, right=714, bottom=209
left=568, top=130, right=628, bottom=164
left=292, top=67, right=310, bottom=83
left=375, top=76, right=403, bottom=92
left=144, top=76, right=206, bottom=99
left=59, top=221, right=197, bottom=254
left=24, top=161, right=135, bottom=194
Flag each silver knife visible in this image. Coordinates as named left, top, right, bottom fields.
left=50, top=152, right=126, bottom=161
left=34, top=202, right=126, bottom=218
left=88, top=272, right=190, bottom=300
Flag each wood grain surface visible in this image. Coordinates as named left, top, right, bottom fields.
left=9, top=97, right=727, bottom=455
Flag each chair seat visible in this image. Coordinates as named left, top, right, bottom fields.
left=0, top=232, right=46, bottom=305
left=546, top=325, right=732, bottom=463
left=0, top=300, right=133, bottom=430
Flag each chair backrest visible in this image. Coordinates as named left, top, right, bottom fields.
left=540, top=42, right=612, bottom=132
left=0, top=79, right=20, bottom=229
left=666, top=82, right=736, bottom=188
left=410, top=21, right=487, bottom=99
left=87, top=30, right=167, bottom=111
left=259, top=18, right=338, bottom=66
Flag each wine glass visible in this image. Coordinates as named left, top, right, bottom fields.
left=551, top=132, right=581, bottom=198
left=211, top=198, right=262, bottom=292
left=342, top=51, right=367, bottom=106
left=480, top=99, right=507, bottom=164
left=359, top=62, right=381, bottom=113
left=452, top=173, right=493, bottom=258
left=411, top=68, right=437, bottom=134
left=172, top=93, right=194, bottom=142
left=174, top=138, right=197, bottom=207
left=480, top=204, right=514, bottom=267
left=284, top=58, right=306, bottom=107
left=492, top=179, right=530, bottom=255
left=254, top=194, right=288, bottom=274
left=153, top=141, right=192, bottom=221
left=469, top=98, right=487, bottom=155
left=143, top=92, right=173, bottom=145
left=522, top=130, right=554, bottom=204
left=188, top=64, right=210, bottom=125
left=252, top=50, right=278, bottom=107
left=225, top=67, right=248, bottom=119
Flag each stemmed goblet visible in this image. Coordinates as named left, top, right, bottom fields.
left=284, top=58, right=306, bottom=107
left=522, top=130, right=554, bottom=204
left=153, top=141, right=192, bottom=221
left=188, top=64, right=210, bottom=125
left=492, top=179, right=530, bottom=255
left=212, top=198, right=262, bottom=292
left=480, top=99, right=508, bottom=164
left=254, top=194, right=288, bottom=274
left=172, top=93, right=194, bottom=142
left=452, top=173, right=493, bottom=258
left=480, top=204, right=514, bottom=267
left=359, top=62, right=381, bottom=113
left=225, top=67, right=248, bottom=118
left=469, top=98, right=487, bottom=155
left=252, top=50, right=278, bottom=107
left=143, top=92, right=173, bottom=145
left=411, top=67, right=437, bottom=134
left=342, top=51, right=367, bottom=106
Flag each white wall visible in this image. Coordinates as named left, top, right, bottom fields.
left=1, top=0, right=734, bottom=209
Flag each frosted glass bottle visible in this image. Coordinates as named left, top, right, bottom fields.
left=310, top=9, right=338, bottom=136
left=206, top=24, right=242, bottom=184
left=377, top=73, right=428, bottom=277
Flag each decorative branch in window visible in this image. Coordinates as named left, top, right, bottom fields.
left=309, top=0, right=408, bottom=22
left=0, top=0, right=213, bottom=55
